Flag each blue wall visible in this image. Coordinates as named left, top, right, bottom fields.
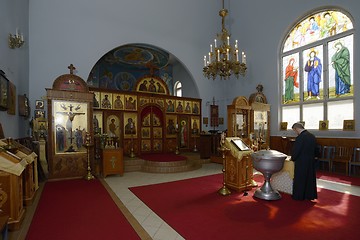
left=0, top=0, right=359, bottom=138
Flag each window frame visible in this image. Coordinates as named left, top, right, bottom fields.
left=174, top=81, right=182, bottom=97
left=280, top=8, right=355, bottom=131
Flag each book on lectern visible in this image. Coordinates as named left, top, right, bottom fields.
left=231, top=138, right=250, bottom=151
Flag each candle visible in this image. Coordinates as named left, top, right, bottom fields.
left=227, top=36, right=230, bottom=45
left=244, top=54, right=247, bottom=64
left=226, top=49, right=229, bottom=60
left=16, top=28, right=19, bottom=37
left=235, top=40, right=238, bottom=49
left=204, top=56, right=207, bottom=67
left=236, top=49, right=239, bottom=61
left=242, top=52, right=245, bottom=63
left=217, top=49, right=220, bottom=61
left=210, top=44, right=213, bottom=52
left=214, top=39, right=217, bottom=48
left=208, top=52, right=211, bottom=63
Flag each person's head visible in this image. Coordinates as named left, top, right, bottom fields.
left=309, top=50, right=316, bottom=58
left=292, top=122, right=305, bottom=135
left=335, top=42, right=343, bottom=50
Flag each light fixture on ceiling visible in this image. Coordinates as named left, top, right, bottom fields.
left=8, top=28, right=25, bottom=49
left=203, top=0, right=247, bottom=80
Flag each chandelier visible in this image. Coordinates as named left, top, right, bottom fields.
left=203, top=0, right=247, bottom=80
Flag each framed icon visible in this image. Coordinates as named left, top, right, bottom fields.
left=0, top=71, right=8, bottom=110
left=319, top=120, right=329, bottom=131
left=113, top=94, right=124, bottom=110
left=191, top=116, right=200, bottom=135
left=141, top=127, right=150, bottom=138
left=124, top=112, right=137, bottom=138
left=35, top=100, right=44, bottom=109
left=125, top=95, right=137, bottom=110
left=7, top=81, right=16, bottom=115
left=100, top=92, right=112, bottom=109
left=35, top=110, right=46, bottom=119
left=52, top=100, right=88, bottom=154
left=166, top=115, right=177, bottom=137
left=343, top=120, right=355, bottom=131
left=280, top=122, right=288, bottom=131
left=18, top=94, right=30, bottom=117
left=93, top=111, right=103, bottom=134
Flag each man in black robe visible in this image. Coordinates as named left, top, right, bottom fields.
left=291, top=122, right=318, bottom=201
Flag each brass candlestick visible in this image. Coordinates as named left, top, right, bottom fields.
left=217, top=145, right=231, bottom=196
left=84, top=132, right=95, bottom=180
left=193, top=130, right=198, bottom=152
left=129, top=135, right=135, bottom=158
left=175, top=127, right=180, bottom=155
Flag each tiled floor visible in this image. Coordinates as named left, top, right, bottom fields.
left=9, top=153, right=360, bottom=240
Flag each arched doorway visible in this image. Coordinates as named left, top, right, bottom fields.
left=139, top=105, right=164, bottom=153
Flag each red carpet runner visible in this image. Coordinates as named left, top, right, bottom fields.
left=26, top=179, right=140, bottom=240
left=130, top=174, right=360, bottom=240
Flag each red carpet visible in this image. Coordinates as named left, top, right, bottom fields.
left=130, top=174, right=360, bottom=240
left=317, top=171, right=360, bottom=186
left=26, top=179, right=140, bottom=240
left=140, top=153, right=187, bottom=162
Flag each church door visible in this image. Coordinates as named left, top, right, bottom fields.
left=140, top=105, right=164, bottom=153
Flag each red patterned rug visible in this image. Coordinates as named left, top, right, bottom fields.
left=140, top=153, right=187, bottom=162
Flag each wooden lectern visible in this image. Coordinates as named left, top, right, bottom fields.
left=224, top=137, right=257, bottom=192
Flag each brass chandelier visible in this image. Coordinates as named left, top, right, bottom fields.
left=203, top=0, right=247, bottom=80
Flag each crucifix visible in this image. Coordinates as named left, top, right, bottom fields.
left=68, top=64, right=76, bottom=74
left=57, top=103, right=85, bottom=152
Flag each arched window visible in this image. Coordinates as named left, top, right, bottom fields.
left=280, top=9, right=354, bottom=130
left=174, top=81, right=182, bottom=97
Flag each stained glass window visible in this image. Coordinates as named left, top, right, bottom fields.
left=280, top=9, right=354, bottom=130
left=283, top=11, right=353, bottom=52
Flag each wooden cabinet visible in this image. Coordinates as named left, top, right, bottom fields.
left=250, top=102, right=270, bottom=150
left=7, top=139, right=39, bottom=206
left=0, top=152, right=25, bottom=231
left=199, top=134, right=211, bottom=159
left=199, top=133, right=221, bottom=161
left=102, top=148, right=124, bottom=177
left=249, top=84, right=270, bottom=150
left=227, top=96, right=251, bottom=139
left=46, top=65, right=94, bottom=179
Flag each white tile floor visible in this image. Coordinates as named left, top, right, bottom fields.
left=104, top=161, right=360, bottom=240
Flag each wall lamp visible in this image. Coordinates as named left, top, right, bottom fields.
left=8, top=28, right=25, bottom=49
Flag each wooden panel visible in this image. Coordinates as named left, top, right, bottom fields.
left=0, top=171, right=25, bottom=231
left=224, top=154, right=255, bottom=192
left=102, top=148, right=123, bottom=177
left=270, top=136, right=360, bottom=153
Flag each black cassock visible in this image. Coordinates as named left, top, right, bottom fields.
left=291, top=130, right=318, bottom=200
